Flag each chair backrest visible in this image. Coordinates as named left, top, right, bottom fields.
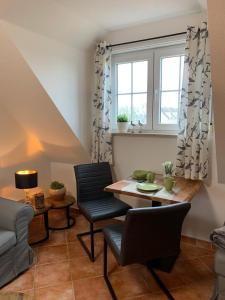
left=120, top=203, right=191, bottom=266
left=74, top=162, right=113, bottom=203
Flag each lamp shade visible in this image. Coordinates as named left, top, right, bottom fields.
left=15, top=170, right=38, bottom=189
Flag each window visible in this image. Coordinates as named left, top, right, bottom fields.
left=112, top=44, right=185, bottom=132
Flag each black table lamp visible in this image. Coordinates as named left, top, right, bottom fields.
left=15, top=170, right=38, bottom=200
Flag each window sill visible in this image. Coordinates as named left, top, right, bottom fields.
left=111, top=130, right=178, bottom=137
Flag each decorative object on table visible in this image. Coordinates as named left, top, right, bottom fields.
left=117, top=113, right=129, bottom=133
left=162, top=161, right=175, bottom=192
left=162, top=161, right=173, bottom=176
left=146, top=171, right=155, bottom=183
left=47, top=195, right=75, bottom=230
left=163, top=176, right=176, bottom=192
left=49, top=181, right=66, bottom=201
left=130, top=121, right=136, bottom=133
left=132, top=170, right=149, bottom=181
left=136, top=182, right=161, bottom=192
left=15, top=170, right=38, bottom=201
left=138, top=120, right=144, bottom=133
left=34, top=192, right=45, bottom=209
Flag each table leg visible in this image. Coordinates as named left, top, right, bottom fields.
left=48, top=207, right=75, bottom=230
left=66, top=206, right=70, bottom=228
left=44, top=211, right=49, bottom=240
left=30, top=212, right=49, bottom=245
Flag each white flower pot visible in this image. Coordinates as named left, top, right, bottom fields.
left=49, top=187, right=66, bottom=201
left=117, top=122, right=129, bottom=133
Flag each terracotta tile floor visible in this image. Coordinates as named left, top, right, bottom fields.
left=0, top=212, right=216, bottom=300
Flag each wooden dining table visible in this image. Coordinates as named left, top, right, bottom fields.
left=105, top=175, right=202, bottom=206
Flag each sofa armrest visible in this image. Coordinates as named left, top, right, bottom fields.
left=0, top=197, right=34, bottom=242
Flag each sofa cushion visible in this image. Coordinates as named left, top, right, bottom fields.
left=0, top=230, right=16, bottom=256
left=215, top=248, right=225, bottom=276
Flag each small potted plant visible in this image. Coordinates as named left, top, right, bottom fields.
left=163, top=161, right=173, bottom=177
left=49, top=181, right=66, bottom=201
left=162, top=161, right=175, bottom=192
left=117, top=114, right=129, bottom=133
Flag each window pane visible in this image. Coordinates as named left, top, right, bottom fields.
left=161, top=56, right=180, bottom=91
left=180, top=56, right=185, bottom=89
left=117, top=63, right=131, bottom=94
left=118, top=94, right=131, bottom=120
left=133, top=61, right=148, bottom=93
left=160, top=91, right=179, bottom=124
left=132, top=93, right=147, bottom=124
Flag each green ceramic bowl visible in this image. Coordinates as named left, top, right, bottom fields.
left=132, top=170, right=149, bottom=181
left=136, top=183, right=161, bottom=192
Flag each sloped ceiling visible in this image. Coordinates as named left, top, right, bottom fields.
left=0, top=0, right=207, bottom=48
left=2, top=20, right=92, bottom=151
left=0, top=25, right=89, bottom=164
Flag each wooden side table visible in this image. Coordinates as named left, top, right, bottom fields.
left=47, top=195, right=76, bottom=230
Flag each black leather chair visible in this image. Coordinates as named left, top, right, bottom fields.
left=103, top=202, right=191, bottom=300
left=74, top=162, right=131, bottom=262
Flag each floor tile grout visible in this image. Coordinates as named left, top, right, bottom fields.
left=3, top=215, right=215, bottom=299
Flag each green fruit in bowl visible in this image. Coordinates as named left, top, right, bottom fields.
left=132, top=170, right=149, bottom=181
left=146, top=172, right=155, bottom=183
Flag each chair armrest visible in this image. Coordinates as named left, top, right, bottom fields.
left=0, top=197, right=34, bottom=242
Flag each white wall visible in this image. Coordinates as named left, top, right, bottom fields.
left=105, top=13, right=204, bottom=45
left=104, top=13, right=225, bottom=241
left=208, top=0, right=225, bottom=184
left=0, top=23, right=90, bottom=199
left=50, top=162, right=76, bottom=198
left=1, top=21, right=92, bottom=152
left=0, top=104, right=51, bottom=200
left=0, top=22, right=92, bottom=197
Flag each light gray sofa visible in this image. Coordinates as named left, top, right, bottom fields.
left=213, top=248, right=225, bottom=300
left=0, top=197, right=34, bottom=288
left=211, top=224, right=225, bottom=300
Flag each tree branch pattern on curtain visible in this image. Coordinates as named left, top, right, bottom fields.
left=91, top=42, right=113, bottom=163
left=175, top=22, right=211, bottom=180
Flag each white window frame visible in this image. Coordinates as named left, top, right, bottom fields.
left=111, top=43, right=185, bottom=133
left=153, top=45, right=185, bottom=131
left=112, top=49, right=154, bottom=130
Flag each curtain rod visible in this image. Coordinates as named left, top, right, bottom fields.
left=107, top=31, right=186, bottom=48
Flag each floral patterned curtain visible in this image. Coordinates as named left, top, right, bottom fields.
left=175, top=22, right=211, bottom=180
left=91, top=42, right=113, bottom=163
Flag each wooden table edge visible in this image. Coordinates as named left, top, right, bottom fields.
left=104, top=178, right=203, bottom=205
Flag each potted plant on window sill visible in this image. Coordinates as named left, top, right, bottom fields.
left=117, top=114, right=129, bottom=133
left=49, top=181, right=66, bottom=201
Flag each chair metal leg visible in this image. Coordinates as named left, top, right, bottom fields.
left=77, top=222, right=102, bottom=262
left=147, top=264, right=175, bottom=300
left=103, top=239, right=118, bottom=300
left=90, top=223, right=94, bottom=261
left=103, top=241, right=174, bottom=300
